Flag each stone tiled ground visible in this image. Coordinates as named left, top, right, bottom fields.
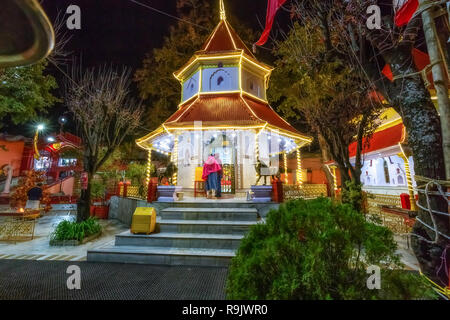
left=0, top=205, right=128, bottom=261
left=0, top=260, right=228, bottom=300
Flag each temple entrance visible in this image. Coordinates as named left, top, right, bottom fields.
left=205, top=134, right=236, bottom=194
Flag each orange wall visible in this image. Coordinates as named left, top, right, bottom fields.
left=0, top=140, right=25, bottom=176
left=45, top=177, right=75, bottom=196
left=287, top=156, right=328, bottom=184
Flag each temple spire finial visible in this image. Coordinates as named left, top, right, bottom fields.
left=219, top=0, right=226, bottom=20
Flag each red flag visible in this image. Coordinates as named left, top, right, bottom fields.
left=394, top=0, right=419, bottom=27
left=382, top=48, right=432, bottom=83
left=255, top=0, right=287, bottom=46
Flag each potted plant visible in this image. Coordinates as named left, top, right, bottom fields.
left=90, top=179, right=108, bottom=219
left=157, top=162, right=179, bottom=202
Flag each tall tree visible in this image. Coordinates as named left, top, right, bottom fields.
left=66, top=67, right=143, bottom=222
left=134, top=0, right=257, bottom=131
left=0, top=61, right=59, bottom=128
left=269, top=23, right=382, bottom=210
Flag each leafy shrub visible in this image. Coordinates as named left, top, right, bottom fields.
left=127, top=162, right=148, bottom=185
left=341, top=180, right=363, bottom=212
left=226, top=197, right=436, bottom=300
left=50, top=217, right=102, bottom=242
left=90, top=180, right=106, bottom=200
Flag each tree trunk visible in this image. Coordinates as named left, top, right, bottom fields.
left=318, top=134, right=335, bottom=198
left=77, top=154, right=94, bottom=222
left=77, top=179, right=91, bottom=222
left=383, top=51, right=449, bottom=282
left=419, top=0, right=450, bottom=180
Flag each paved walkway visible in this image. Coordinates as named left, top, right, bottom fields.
left=0, top=205, right=128, bottom=261
left=0, top=260, right=228, bottom=300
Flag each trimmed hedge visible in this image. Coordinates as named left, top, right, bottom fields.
left=226, top=197, right=436, bottom=300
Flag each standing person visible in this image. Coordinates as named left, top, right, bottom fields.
left=214, top=153, right=223, bottom=198
left=202, top=154, right=221, bottom=199
left=26, top=183, right=43, bottom=210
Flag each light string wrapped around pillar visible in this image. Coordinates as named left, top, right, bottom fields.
left=283, top=151, right=288, bottom=185
left=398, top=153, right=417, bottom=211
left=255, top=130, right=260, bottom=185
left=146, top=148, right=152, bottom=186
left=296, top=148, right=302, bottom=185
left=172, top=135, right=178, bottom=185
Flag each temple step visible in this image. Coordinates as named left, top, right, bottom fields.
left=87, top=245, right=234, bottom=267
left=115, top=231, right=244, bottom=249
left=160, top=207, right=258, bottom=221
left=88, top=206, right=260, bottom=266
left=158, top=219, right=258, bottom=234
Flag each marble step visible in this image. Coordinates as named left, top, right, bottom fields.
left=87, top=245, right=234, bottom=267
left=115, top=231, right=244, bottom=249
left=160, top=207, right=258, bottom=221
left=158, top=219, right=258, bottom=234
left=156, top=201, right=262, bottom=209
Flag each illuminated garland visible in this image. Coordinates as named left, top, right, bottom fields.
left=172, top=135, right=179, bottom=185
left=397, top=150, right=417, bottom=211
left=331, top=165, right=338, bottom=191
left=254, top=131, right=260, bottom=184
left=146, top=149, right=152, bottom=186
left=283, top=151, right=288, bottom=184
left=33, top=129, right=40, bottom=160
left=296, top=149, right=302, bottom=185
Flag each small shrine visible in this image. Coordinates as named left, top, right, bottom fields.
left=136, top=1, right=312, bottom=195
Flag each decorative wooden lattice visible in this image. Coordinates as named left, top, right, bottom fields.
left=283, top=184, right=328, bottom=201
left=0, top=217, right=36, bottom=241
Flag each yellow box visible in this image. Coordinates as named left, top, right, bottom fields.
left=131, top=207, right=156, bottom=235
left=195, top=167, right=204, bottom=181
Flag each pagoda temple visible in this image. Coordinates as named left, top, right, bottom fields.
left=136, top=1, right=312, bottom=195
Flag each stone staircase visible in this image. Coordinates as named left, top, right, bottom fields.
left=87, top=204, right=260, bottom=267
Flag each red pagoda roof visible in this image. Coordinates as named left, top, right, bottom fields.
left=199, top=19, right=255, bottom=58
left=348, top=123, right=405, bottom=158
left=163, top=93, right=308, bottom=139
left=325, top=123, right=405, bottom=165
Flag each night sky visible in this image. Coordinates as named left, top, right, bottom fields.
left=41, top=0, right=276, bottom=69
left=22, top=0, right=287, bottom=136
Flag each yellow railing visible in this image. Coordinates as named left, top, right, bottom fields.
left=367, top=193, right=402, bottom=215
left=0, top=217, right=36, bottom=241
left=366, top=193, right=414, bottom=237
left=283, top=184, right=328, bottom=201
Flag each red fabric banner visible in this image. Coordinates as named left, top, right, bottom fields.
left=394, top=0, right=419, bottom=27
left=255, top=0, right=287, bottom=46
left=382, top=48, right=431, bottom=82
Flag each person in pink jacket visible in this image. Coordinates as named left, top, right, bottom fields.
left=202, top=154, right=222, bottom=199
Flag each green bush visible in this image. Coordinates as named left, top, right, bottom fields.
left=127, top=162, right=148, bottom=185
left=226, top=197, right=436, bottom=300
left=90, top=179, right=106, bottom=200
left=50, top=217, right=102, bottom=242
